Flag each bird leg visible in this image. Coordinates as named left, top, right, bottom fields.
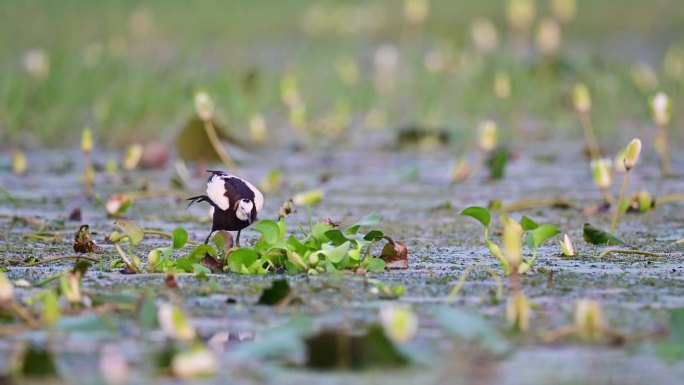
left=235, top=230, right=241, bottom=247
left=203, top=230, right=215, bottom=245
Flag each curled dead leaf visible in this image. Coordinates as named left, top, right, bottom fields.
left=380, top=237, right=409, bottom=269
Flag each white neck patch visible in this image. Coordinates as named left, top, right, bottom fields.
left=206, top=175, right=230, bottom=211
left=236, top=200, right=254, bottom=221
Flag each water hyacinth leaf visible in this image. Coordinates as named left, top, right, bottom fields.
left=12, top=345, right=59, bottom=378
left=583, top=223, right=624, bottom=245
left=435, top=306, right=511, bottom=356
left=655, top=308, right=684, bottom=361
left=347, top=212, right=381, bottom=235
left=191, top=264, right=211, bottom=275
left=321, top=241, right=350, bottom=264
left=187, top=244, right=218, bottom=262
left=251, top=220, right=280, bottom=245
left=41, top=290, right=61, bottom=326
left=520, top=216, right=539, bottom=232
left=365, top=258, right=387, bottom=272
left=213, top=231, right=233, bottom=251
left=257, top=279, right=292, bottom=305
left=304, top=326, right=409, bottom=370
left=172, top=228, right=188, bottom=250
left=459, top=206, right=491, bottom=228
left=57, top=313, right=113, bottom=334
left=139, top=289, right=158, bottom=329
left=226, top=248, right=259, bottom=273
left=287, top=235, right=309, bottom=256
left=525, top=224, right=560, bottom=251
left=486, top=146, right=510, bottom=180
left=114, top=219, right=144, bottom=245
left=311, top=223, right=333, bottom=242
left=228, top=317, right=312, bottom=361
left=288, top=252, right=308, bottom=270
left=364, top=230, right=385, bottom=241
left=324, top=229, right=349, bottom=246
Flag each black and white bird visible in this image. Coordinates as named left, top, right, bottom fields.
left=187, top=170, right=264, bottom=246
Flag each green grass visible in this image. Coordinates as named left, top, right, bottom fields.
left=1, top=0, right=683, bottom=148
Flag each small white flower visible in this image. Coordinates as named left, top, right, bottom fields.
left=194, top=92, right=214, bottom=121
left=651, top=92, right=672, bottom=126
left=623, top=138, right=642, bottom=171
left=23, top=49, right=50, bottom=79
left=471, top=18, right=499, bottom=54
left=477, top=120, right=498, bottom=152
left=573, top=84, right=591, bottom=113
left=590, top=158, right=612, bottom=190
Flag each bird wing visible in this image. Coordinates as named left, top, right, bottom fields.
left=206, top=174, right=231, bottom=211
left=222, top=176, right=264, bottom=212
left=204, top=171, right=264, bottom=213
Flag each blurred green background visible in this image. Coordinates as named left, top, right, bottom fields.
left=1, top=0, right=683, bottom=148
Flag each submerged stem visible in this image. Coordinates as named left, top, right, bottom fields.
left=502, top=198, right=577, bottom=212
left=610, top=170, right=630, bottom=234
left=579, top=112, right=601, bottom=161
left=143, top=230, right=200, bottom=246
left=202, top=119, right=241, bottom=175
left=657, top=193, right=684, bottom=205
left=599, top=248, right=664, bottom=258
left=113, top=242, right=138, bottom=273
left=446, top=264, right=503, bottom=303
left=657, top=125, right=670, bottom=176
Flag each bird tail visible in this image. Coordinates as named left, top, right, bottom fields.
left=186, top=195, right=211, bottom=209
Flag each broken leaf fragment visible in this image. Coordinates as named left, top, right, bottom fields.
left=257, top=279, right=295, bottom=305
left=73, top=224, right=98, bottom=253
left=583, top=223, right=624, bottom=245
left=114, top=219, right=144, bottom=245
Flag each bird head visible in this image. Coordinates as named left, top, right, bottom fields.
left=235, top=199, right=255, bottom=223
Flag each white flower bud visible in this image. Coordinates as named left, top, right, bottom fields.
left=623, top=138, right=642, bottom=171
left=650, top=92, right=672, bottom=126
left=194, top=92, right=214, bottom=121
